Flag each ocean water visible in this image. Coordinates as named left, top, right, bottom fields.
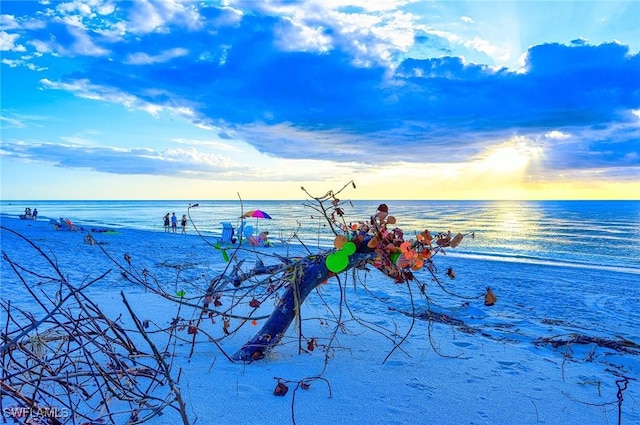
left=2, top=199, right=639, bottom=274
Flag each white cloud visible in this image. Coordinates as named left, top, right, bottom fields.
left=128, top=0, right=165, bottom=33
left=545, top=130, right=571, bottom=140
left=1, top=58, right=20, bottom=67
left=93, top=20, right=127, bottom=41
left=0, top=115, right=27, bottom=128
left=127, top=0, right=202, bottom=34
left=0, top=31, right=23, bottom=51
left=65, top=24, right=110, bottom=56
left=275, top=18, right=332, bottom=52
left=125, top=47, right=189, bottom=65
left=0, top=14, right=21, bottom=30
left=464, top=36, right=511, bottom=63
left=39, top=78, right=200, bottom=122
left=28, top=39, right=53, bottom=54
left=56, top=0, right=97, bottom=17
left=173, top=138, right=247, bottom=153
left=244, top=0, right=419, bottom=67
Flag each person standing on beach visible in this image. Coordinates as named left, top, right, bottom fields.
left=163, top=213, right=170, bottom=232
left=171, top=212, right=178, bottom=234
left=181, top=214, right=187, bottom=234
left=32, top=208, right=38, bottom=220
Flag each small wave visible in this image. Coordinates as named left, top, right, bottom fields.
left=448, top=251, right=640, bottom=275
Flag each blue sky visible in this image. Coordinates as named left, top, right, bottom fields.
left=1, top=0, right=639, bottom=200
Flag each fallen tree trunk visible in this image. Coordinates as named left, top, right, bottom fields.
left=232, top=251, right=376, bottom=361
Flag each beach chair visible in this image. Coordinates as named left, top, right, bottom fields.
left=219, top=222, right=235, bottom=244
left=235, top=222, right=254, bottom=243
left=56, top=217, right=75, bottom=231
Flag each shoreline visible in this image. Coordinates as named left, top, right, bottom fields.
left=2, top=212, right=638, bottom=276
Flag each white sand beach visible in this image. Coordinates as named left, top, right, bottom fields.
left=1, top=214, right=638, bottom=425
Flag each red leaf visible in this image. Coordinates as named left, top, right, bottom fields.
left=307, top=338, right=316, bottom=351
left=249, top=298, right=261, bottom=308
left=187, top=325, right=198, bottom=335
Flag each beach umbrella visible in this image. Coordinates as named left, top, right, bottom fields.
left=241, top=209, right=272, bottom=232
left=241, top=210, right=272, bottom=220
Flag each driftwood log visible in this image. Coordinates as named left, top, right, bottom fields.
left=231, top=252, right=376, bottom=361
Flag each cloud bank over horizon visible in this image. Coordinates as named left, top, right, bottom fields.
left=1, top=0, right=639, bottom=199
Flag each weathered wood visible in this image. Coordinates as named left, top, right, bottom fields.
left=232, top=252, right=376, bottom=361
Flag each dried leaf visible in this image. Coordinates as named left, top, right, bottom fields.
left=436, top=237, right=449, bottom=247
left=446, top=267, right=456, bottom=279
left=485, top=287, right=497, bottom=306
left=307, top=338, right=316, bottom=351
left=249, top=298, right=261, bottom=308
left=418, top=230, right=433, bottom=245
left=274, top=382, right=289, bottom=396
left=187, top=325, right=197, bottom=335
left=333, top=235, right=347, bottom=249
left=450, top=233, right=464, bottom=248
left=395, top=253, right=411, bottom=269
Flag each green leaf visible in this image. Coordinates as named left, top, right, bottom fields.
left=222, top=250, right=229, bottom=262
left=389, top=251, right=400, bottom=264
left=176, top=290, right=186, bottom=298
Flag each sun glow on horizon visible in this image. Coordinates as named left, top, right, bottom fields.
left=453, top=139, right=544, bottom=199
left=474, top=138, right=543, bottom=172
